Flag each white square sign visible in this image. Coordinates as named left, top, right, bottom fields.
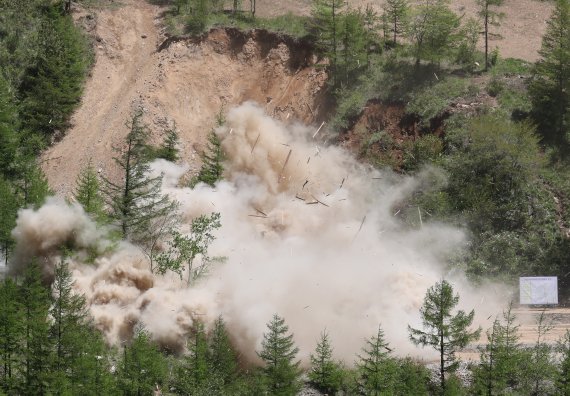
left=519, top=277, right=558, bottom=305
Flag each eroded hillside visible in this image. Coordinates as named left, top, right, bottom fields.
left=41, top=0, right=328, bottom=195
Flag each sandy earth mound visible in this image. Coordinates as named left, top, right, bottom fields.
left=41, top=0, right=327, bottom=196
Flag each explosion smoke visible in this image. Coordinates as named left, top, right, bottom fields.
left=10, top=102, right=509, bottom=363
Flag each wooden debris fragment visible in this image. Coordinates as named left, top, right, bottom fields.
left=311, top=194, right=329, bottom=207
left=254, top=207, right=267, bottom=217
left=278, top=149, right=292, bottom=183
left=312, top=121, right=325, bottom=139
left=250, top=133, right=260, bottom=155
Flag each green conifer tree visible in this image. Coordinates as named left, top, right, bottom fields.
left=529, top=0, right=570, bottom=143
left=20, top=261, right=52, bottom=395
left=556, top=330, right=570, bottom=395
left=49, top=260, right=93, bottom=393
left=257, top=314, right=302, bottom=396
left=311, top=0, right=345, bottom=86
left=476, top=0, right=504, bottom=70
left=208, top=316, right=238, bottom=388
left=118, top=327, right=167, bottom=395
left=408, top=280, right=481, bottom=394
left=357, top=325, right=398, bottom=395
left=0, top=75, right=18, bottom=179
left=74, top=161, right=106, bottom=222
left=157, top=124, right=180, bottom=162
left=0, top=278, right=23, bottom=394
left=382, top=0, right=409, bottom=46
left=103, top=110, right=177, bottom=243
left=0, top=177, right=18, bottom=265
left=309, top=330, right=342, bottom=394
left=18, top=5, right=88, bottom=143
left=192, top=131, right=224, bottom=187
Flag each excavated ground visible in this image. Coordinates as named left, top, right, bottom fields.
left=41, top=0, right=328, bottom=195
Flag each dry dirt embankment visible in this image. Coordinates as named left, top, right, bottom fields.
left=41, top=1, right=328, bottom=196
left=255, top=0, right=553, bottom=62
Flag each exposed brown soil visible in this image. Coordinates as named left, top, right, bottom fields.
left=255, top=0, right=553, bottom=62
left=41, top=0, right=328, bottom=196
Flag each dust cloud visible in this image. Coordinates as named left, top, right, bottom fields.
left=10, top=102, right=509, bottom=364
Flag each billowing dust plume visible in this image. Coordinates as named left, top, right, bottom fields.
left=10, top=102, right=509, bottom=364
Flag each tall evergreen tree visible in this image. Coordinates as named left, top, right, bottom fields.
left=192, top=130, right=224, bottom=187
left=49, top=260, right=93, bottom=394
left=556, top=330, right=570, bottom=395
left=18, top=5, right=89, bottom=144
left=74, top=160, right=106, bottom=222
left=356, top=325, right=398, bottom=395
left=0, top=278, right=22, bottom=394
left=408, top=280, right=481, bottom=394
left=309, top=330, right=342, bottom=394
left=0, top=74, right=18, bottom=179
left=529, top=0, right=570, bottom=144
left=476, top=0, right=504, bottom=70
left=103, top=110, right=177, bottom=243
left=339, top=9, right=368, bottom=86
left=118, top=328, right=167, bottom=396
left=382, top=0, right=409, bottom=46
left=311, top=0, right=345, bottom=86
left=208, top=316, right=238, bottom=388
left=19, top=261, right=52, bottom=395
left=0, top=177, right=18, bottom=265
left=156, top=124, right=180, bottom=162
left=257, top=314, right=302, bottom=396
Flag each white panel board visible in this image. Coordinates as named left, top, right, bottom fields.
left=519, top=277, right=558, bottom=305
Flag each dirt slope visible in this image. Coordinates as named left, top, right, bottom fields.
left=255, top=0, right=553, bottom=62
left=41, top=0, right=327, bottom=196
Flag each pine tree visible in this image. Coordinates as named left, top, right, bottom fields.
left=408, top=280, right=481, bottom=394
left=20, top=261, right=52, bottom=395
left=18, top=5, right=88, bottom=142
left=339, top=9, right=368, bottom=86
left=49, top=260, right=92, bottom=393
left=192, top=131, right=224, bottom=187
left=309, top=330, right=342, bottom=394
left=13, top=160, right=50, bottom=208
left=357, top=325, right=398, bottom=395
left=382, top=0, right=409, bottom=46
left=311, top=0, right=345, bottom=86
left=188, top=321, right=210, bottom=390
left=156, top=124, right=180, bottom=162
left=118, top=327, right=167, bottom=396
left=0, top=74, right=18, bottom=179
left=529, top=0, right=570, bottom=143
left=476, top=0, right=504, bottom=70
left=208, top=316, right=238, bottom=387
left=0, top=278, right=22, bottom=394
left=0, top=177, right=18, bottom=265
left=103, top=110, right=177, bottom=243
left=74, top=160, right=106, bottom=222
left=556, top=330, right=570, bottom=395
left=524, top=311, right=556, bottom=395
left=257, top=314, right=302, bottom=396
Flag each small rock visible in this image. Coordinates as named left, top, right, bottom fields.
left=141, top=34, right=147, bottom=39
